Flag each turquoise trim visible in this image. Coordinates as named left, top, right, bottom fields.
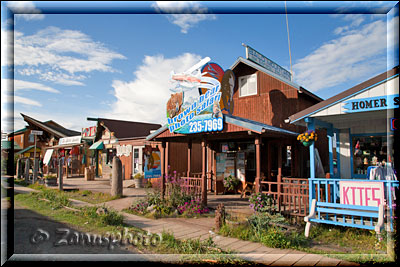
left=334, top=129, right=341, bottom=178
left=291, top=74, right=399, bottom=124
left=305, top=118, right=315, bottom=179
left=89, top=140, right=104, bottom=150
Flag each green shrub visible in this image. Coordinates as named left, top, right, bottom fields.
left=44, top=174, right=57, bottom=180
left=249, top=192, right=274, bottom=213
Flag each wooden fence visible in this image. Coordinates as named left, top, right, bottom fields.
left=165, top=172, right=203, bottom=200
left=260, top=177, right=309, bottom=219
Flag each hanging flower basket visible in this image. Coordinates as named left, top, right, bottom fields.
left=297, top=130, right=317, bottom=147
left=302, top=141, right=313, bottom=147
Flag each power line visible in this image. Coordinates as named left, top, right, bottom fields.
left=285, top=1, right=293, bottom=79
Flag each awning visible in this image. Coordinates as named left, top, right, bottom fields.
left=51, top=143, right=82, bottom=149
left=16, top=145, right=41, bottom=155
left=1, top=140, right=22, bottom=150
left=89, top=140, right=104, bottom=150
left=43, top=149, right=54, bottom=166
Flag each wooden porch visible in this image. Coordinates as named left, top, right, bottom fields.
left=164, top=171, right=310, bottom=220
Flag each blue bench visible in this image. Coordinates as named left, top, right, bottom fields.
left=304, top=199, right=385, bottom=237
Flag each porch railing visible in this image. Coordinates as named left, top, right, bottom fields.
left=165, top=172, right=203, bottom=200
left=308, top=178, right=399, bottom=231
left=260, top=177, right=309, bottom=218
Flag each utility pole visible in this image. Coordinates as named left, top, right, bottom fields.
left=31, top=130, right=43, bottom=183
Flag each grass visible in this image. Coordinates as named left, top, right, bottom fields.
left=14, top=178, right=120, bottom=204
left=218, top=213, right=395, bottom=264
left=14, top=191, right=252, bottom=264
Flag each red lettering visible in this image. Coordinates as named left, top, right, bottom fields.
left=372, top=187, right=381, bottom=206
left=343, top=187, right=350, bottom=204
left=364, top=187, right=371, bottom=206
left=350, top=187, right=357, bottom=205
left=356, top=187, right=364, bottom=206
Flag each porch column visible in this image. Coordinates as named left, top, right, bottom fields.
left=255, top=135, right=261, bottom=193
left=291, top=142, right=296, bottom=177
left=327, top=127, right=334, bottom=178
left=305, top=117, right=315, bottom=178
left=334, top=129, right=341, bottom=178
left=212, top=148, right=217, bottom=195
left=187, top=140, right=192, bottom=177
left=161, top=141, right=166, bottom=199
left=207, top=143, right=213, bottom=191
left=267, top=141, right=272, bottom=181
left=165, top=141, right=169, bottom=175
left=277, top=141, right=282, bottom=211
left=201, top=139, right=207, bottom=206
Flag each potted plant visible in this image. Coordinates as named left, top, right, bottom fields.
left=297, top=130, right=318, bottom=147
left=223, top=175, right=240, bottom=194
left=44, top=174, right=58, bottom=186
left=133, top=173, right=145, bottom=188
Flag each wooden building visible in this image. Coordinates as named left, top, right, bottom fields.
left=287, top=66, right=399, bottom=234
left=147, top=52, right=329, bottom=214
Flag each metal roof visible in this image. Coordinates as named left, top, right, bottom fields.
left=224, top=114, right=298, bottom=136
left=287, top=66, right=399, bottom=125
left=146, top=114, right=297, bottom=140
left=230, top=57, right=323, bottom=102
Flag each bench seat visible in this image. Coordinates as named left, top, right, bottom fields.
left=304, top=199, right=385, bottom=237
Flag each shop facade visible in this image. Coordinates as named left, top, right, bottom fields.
left=147, top=48, right=328, bottom=213
left=287, top=66, right=399, bottom=233
left=87, top=118, right=163, bottom=180
left=15, top=113, right=81, bottom=177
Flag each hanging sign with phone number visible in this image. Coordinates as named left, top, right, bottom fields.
left=188, top=117, right=223, bottom=133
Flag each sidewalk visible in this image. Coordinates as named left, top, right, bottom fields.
left=12, top=183, right=359, bottom=266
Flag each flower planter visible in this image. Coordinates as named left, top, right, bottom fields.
left=302, top=141, right=314, bottom=147
left=45, top=179, right=57, bottom=186
left=134, top=178, right=144, bottom=188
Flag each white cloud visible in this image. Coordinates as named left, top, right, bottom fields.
left=293, top=17, right=391, bottom=92
left=106, top=53, right=203, bottom=125
left=13, top=79, right=60, bottom=93
left=7, top=1, right=45, bottom=21
left=153, top=1, right=216, bottom=34
left=13, top=26, right=126, bottom=85
left=14, top=96, right=42, bottom=107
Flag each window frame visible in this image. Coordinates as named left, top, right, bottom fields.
left=238, top=73, right=257, bottom=97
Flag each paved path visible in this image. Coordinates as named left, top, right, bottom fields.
left=11, top=183, right=359, bottom=266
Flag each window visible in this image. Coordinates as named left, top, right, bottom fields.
left=239, top=73, right=257, bottom=97
left=351, top=134, right=394, bottom=177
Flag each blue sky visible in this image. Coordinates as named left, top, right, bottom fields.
left=1, top=1, right=399, bottom=134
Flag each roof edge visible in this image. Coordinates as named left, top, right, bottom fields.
left=230, top=57, right=323, bottom=103
left=288, top=66, right=399, bottom=124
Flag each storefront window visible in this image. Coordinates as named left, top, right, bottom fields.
left=352, top=134, right=393, bottom=177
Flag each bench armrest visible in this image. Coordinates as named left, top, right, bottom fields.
left=304, top=199, right=317, bottom=222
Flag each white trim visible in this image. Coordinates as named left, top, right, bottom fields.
left=239, top=73, right=257, bottom=97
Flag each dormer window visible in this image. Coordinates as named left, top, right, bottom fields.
left=239, top=73, right=257, bottom=97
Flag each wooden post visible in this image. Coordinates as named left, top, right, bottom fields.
left=291, top=143, right=296, bottom=177
left=212, top=148, right=217, bottom=195
left=24, top=158, right=30, bottom=182
left=58, top=158, right=63, bottom=191
left=161, top=141, right=166, bottom=199
left=207, top=143, right=212, bottom=191
left=201, top=139, right=207, bottom=206
left=111, top=156, right=123, bottom=197
left=165, top=142, right=169, bottom=176
left=267, top=141, right=272, bottom=181
left=187, top=140, right=192, bottom=177
left=255, top=136, right=261, bottom=193
left=277, top=141, right=282, bottom=211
